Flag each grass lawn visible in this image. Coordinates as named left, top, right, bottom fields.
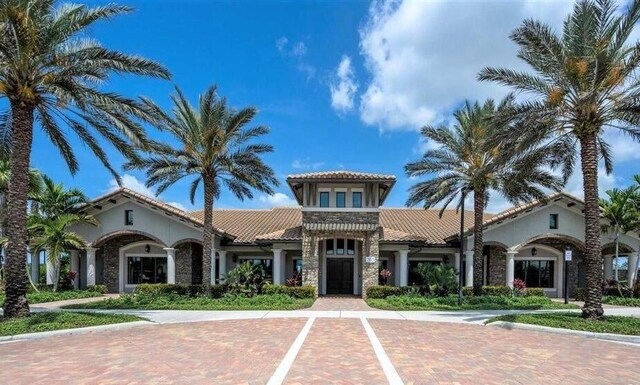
left=602, top=296, right=640, bottom=307
left=366, top=295, right=578, bottom=311
left=487, top=312, right=640, bottom=336
left=0, top=312, right=141, bottom=337
left=63, top=293, right=315, bottom=311
left=0, top=290, right=103, bottom=305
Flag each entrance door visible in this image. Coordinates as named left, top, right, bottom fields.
left=326, top=258, right=354, bottom=295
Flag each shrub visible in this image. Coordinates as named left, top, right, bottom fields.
left=262, top=284, right=316, bottom=298
left=87, top=284, right=108, bottom=294
left=523, top=288, right=545, bottom=297
left=461, top=285, right=544, bottom=297
left=366, top=285, right=412, bottom=299
left=574, top=287, right=585, bottom=301
left=57, top=271, right=77, bottom=291
left=224, top=262, right=266, bottom=297
left=134, top=283, right=221, bottom=298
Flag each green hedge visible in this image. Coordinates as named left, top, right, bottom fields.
left=87, top=285, right=108, bottom=294
left=366, top=285, right=413, bottom=299
left=262, top=285, right=316, bottom=298
left=134, top=283, right=219, bottom=298
left=462, top=286, right=545, bottom=297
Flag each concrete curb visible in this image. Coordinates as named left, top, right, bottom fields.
left=488, top=321, right=640, bottom=345
left=0, top=320, right=155, bottom=344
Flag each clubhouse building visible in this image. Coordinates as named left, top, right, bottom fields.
left=59, top=171, right=639, bottom=298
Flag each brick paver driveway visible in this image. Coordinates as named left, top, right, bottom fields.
left=1, top=317, right=637, bottom=385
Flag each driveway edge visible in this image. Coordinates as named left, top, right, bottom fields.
left=0, top=320, right=155, bottom=343
left=488, top=320, right=640, bottom=344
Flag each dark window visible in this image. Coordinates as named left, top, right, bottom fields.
left=125, top=210, right=134, bottom=226
left=241, top=258, right=273, bottom=283
left=127, top=256, right=167, bottom=284
left=336, top=239, right=345, bottom=255
left=336, top=192, right=346, bottom=208
left=352, top=192, right=362, bottom=208
left=291, top=259, right=303, bottom=285
left=549, top=214, right=558, bottom=229
left=326, top=239, right=334, bottom=255
left=378, top=260, right=389, bottom=285
left=514, top=260, right=554, bottom=288
left=408, top=260, right=441, bottom=286
left=319, top=192, right=330, bottom=207
left=347, top=239, right=355, bottom=255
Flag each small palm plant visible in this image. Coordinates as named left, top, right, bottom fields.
left=600, top=187, right=638, bottom=281
left=28, top=214, right=97, bottom=292
left=126, top=85, right=278, bottom=290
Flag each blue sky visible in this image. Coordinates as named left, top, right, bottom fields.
left=30, top=0, right=640, bottom=213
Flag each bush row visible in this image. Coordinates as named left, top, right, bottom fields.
left=134, top=283, right=315, bottom=299
left=366, top=285, right=546, bottom=299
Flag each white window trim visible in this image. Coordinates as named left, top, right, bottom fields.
left=318, top=188, right=331, bottom=208
left=122, top=252, right=167, bottom=291
left=334, top=187, right=347, bottom=209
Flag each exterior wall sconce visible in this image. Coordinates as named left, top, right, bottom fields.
left=531, top=247, right=537, bottom=256
left=145, top=244, right=150, bottom=253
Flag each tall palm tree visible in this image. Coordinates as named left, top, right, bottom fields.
left=600, top=187, right=638, bottom=281
left=0, top=0, right=170, bottom=318
left=478, top=0, right=640, bottom=318
left=31, top=175, right=90, bottom=220
left=28, top=213, right=96, bottom=292
left=126, top=85, right=279, bottom=289
left=405, top=98, right=562, bottom=295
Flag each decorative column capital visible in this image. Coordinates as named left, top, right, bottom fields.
left=218, top=250, right=227, bottom=257
left=163, top=247, right=176, bottom=254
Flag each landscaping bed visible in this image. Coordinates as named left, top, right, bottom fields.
left=0, top=287, right=105, bottom=306
left=0, top=312, right=141, bottom=337
left=64, top=293, right=314, bottom=310
left=486, top=313, right=640, bottom=336
left=602, top=296, right=640, bottom=307
left=366, top=294, right=576, bottom=310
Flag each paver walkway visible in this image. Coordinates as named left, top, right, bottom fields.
left=309, top=296, right=373, bottom=311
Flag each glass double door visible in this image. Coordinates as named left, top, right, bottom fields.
left=326, top=258, right=354, bottom=295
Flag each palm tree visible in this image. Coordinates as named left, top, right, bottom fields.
left=126, top=85, right=279, bottom=290
left=28, top=214, right=96, bottom=292
left=478, top=0, right=640, bottom=318
left=600, top=187, right=638, bottom=281
left=0, top=0, right=170, bottom=318
left=405, top=98, right=562, bottom=295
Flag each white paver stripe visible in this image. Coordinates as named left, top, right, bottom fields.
left=267, top=316, right=316, bottom=385
left=360, top=317, right=404, bottom=385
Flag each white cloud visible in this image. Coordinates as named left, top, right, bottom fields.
left=330, top=55, right=359, bottom=113
left=291, top=41, right=307, bottom=56
left=276, top=36, right=316, bottom=80
left=107, top=174, right=189, bottom=212
left=292, top=158, right=325, bottom=170
left=358, top=0, right=573, bottom=131
left=259, top=193, right=299, bottom=207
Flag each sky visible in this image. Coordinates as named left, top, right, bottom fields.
left=29, top=0, right=640, bottom=214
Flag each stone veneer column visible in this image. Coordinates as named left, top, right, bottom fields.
left=505, top=250, right=516, bottom=287
left=398, top=250, right=409, bottom=286
left=628, top=253, right=638, bottom=284
left=70, top=250, right=79, bottom=289
left=218, top=250, right=227, bottom=283
left=86, top=247, right=98, bottom=286
left=361, top=230, right=380, bottom=298
left=301, top=230, right=319, bottom=295
left=164, top=248, right=176, bottom=284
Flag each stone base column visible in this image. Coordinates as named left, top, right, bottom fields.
left=302, top=230, right=319, bottom=295
left=506, top=251, right=516, bottom=287
left=361, top=230, right=380, bottom=298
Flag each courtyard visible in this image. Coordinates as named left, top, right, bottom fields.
left=1, top=298, right=639, bottom=385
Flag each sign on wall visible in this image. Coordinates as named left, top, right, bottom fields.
left=564, top=250, right=573, bottom=261
left=365, top=256, right=376, bottom=264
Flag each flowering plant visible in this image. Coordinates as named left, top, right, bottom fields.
left=511, top=278, right=527, bottom=296
left=379, top=269, right=392, bottom=286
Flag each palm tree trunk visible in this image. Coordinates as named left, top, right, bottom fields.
left=580, top=133, right=604, bottom=319
left=3, top=102, right=35, bottom=318
left=201, top=175, right=214, bottom=289
left=473, top=187, right=485, bottom=296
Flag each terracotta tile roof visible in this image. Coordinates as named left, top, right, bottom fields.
left=190, top=207, right=302, bottom=244
left=255, top=226, right=303, bottom=242
left=286, top=170, right=396, bottom=182
left=379, top=208, right=494, bottom=245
